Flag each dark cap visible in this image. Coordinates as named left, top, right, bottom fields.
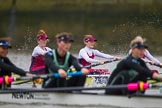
left=57, top=34, right=74, bottom=43
left=0, top=40, right=12, bottom=48
left=131, top=42, right=148, bottom=49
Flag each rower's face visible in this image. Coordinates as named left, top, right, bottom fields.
left=37, top=39, right=48, bottom=47
left=132, top=48, right=145, bottom=58
left=57, top=41, right=71, bottom=52
left=85, top=41, right=95, bottom=49
left=0, top=47, right=8, bottom=57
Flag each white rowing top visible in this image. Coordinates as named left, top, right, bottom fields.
left=129, top=49, right=161, bottom=65
left=78, top=46, right=115, bottom=63
left=32, top=45, right=52, bottom=57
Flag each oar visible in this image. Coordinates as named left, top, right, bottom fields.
left=145, top=60, right=161, bottom=68
left=0, top=82, right=158, bottom=94
left=84, top=59, right=119, bottom=68
left=0, top=71, right=82, bottom=85
left=152, top=64, right=161, bottom=68
left=15, top=71, right=82, bottom=80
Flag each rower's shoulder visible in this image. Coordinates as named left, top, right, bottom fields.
left=79, top=48, right=85, bottom=52
left=124, top=55, right=140, bottom=64
left=0, top=57, right=11, bottom=63
left=33, top=45, right=40, bottom=51
left=69, top=53, right=77, bottom=59
left=46, top=47, right=52, bottom=51
left=78, top=48, right=86, bottom=55
left=119, top=55, right=132, bottom=63
left=45, top=50, right=53, bottom=56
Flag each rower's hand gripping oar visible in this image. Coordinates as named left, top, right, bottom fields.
left=0, top=71, right=82, bottom=85
left=84, top=59, right=119, bottom=68
left=145, top=59, right=162, bottom=68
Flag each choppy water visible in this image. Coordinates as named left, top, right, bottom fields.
left=2, top=51, right=162, bottom=108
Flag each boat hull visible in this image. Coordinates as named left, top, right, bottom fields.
left=0, top=90, right=162, bottom=108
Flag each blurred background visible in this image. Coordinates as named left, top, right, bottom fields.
left=1, top=0, right=162, bottom=55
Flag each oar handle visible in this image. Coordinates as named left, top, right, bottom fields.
left=53, top=71, right=82, bottom=78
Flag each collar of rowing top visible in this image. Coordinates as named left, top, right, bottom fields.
left=132, top=59, right=138, bottom=64
left=127, top=54, right=140, bottom=64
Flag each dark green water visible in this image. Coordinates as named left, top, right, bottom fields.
left=1, top=0, right=162, bottom=55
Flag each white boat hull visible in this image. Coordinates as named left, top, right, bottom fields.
left=0, top=90, right=162, bottom=108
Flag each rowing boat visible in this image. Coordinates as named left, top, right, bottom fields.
left=1, top=72, right=162, bottom=107
left=0, top=88, right=162, bottom=108
left=1, top=82, right=162, bottom=108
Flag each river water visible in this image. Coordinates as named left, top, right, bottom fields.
left=1, top=51, right=162, bottom=108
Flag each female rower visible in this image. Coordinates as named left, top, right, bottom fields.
left=79, top=35, right=120, bottom=67
left=129, top=36, right=162, bottom=67
left=29, top=29, right=51, bottom=74
left=106, top=41, right=162, bottom=95
left=0, top=36, right=33, bottom=89
left=43, top=32, right=89, bottom=88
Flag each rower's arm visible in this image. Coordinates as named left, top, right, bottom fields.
left=0, top=58, right=26, bottom=76
left=144, top=50, right=161, bottom=65
left=33, top=46, right=50, bottom=56
left=125, top=60, right=153, bottom=78
left=94, top=50, right=115, bottom=59
left=44, top=52, right=59, bottom=73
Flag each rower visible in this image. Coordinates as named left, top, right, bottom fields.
left=29, top=29, right=52, bottom=75
left=129, top=36, right=162, bottom=68
left=43, top=32, right=89, bottom=88
left=0, top=35, right=33, bottom=89
left=78, top=35, right=120, bottom=74
left=106, top=41, right=162, bottom=95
